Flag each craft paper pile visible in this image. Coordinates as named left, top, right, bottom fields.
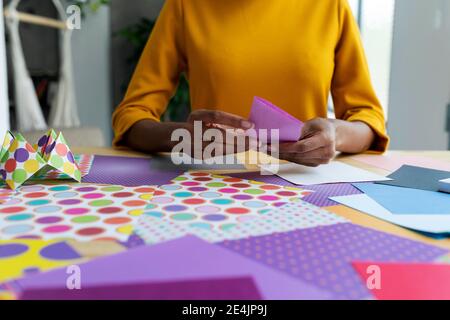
left=0, top=183, right=156, bottom=241
left=219, top=223, right=447, bottom=299
left=0, top=130, right=82, bottom=189
left=249, top=97, right=304, bottom=142
left=376, top=165, right=450, bottom=192
left=354, top=183, right=450, bottom=215
left=136, top=172, right=313, bottom=240
left=137, top=199, right=348, bottom=244
left=7, top=236, right=332, bottom=300
left=227, top=172, right=363, bottom=207
left=330, top=168, right=450, bottom=233
left=331, top=193, right=450, bottom=234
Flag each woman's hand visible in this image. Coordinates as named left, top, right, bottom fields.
left=277, top=118, right=337, bottom=167
left=277, top=118, right=375, bottom=167
left=187, top=110, right=253, bottom=131
left=124, top=110, right=255, bottom=157
left=185, top=110, right=256, bottom=158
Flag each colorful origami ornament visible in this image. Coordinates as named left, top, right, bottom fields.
left=0, top=130, right=82, bottom=190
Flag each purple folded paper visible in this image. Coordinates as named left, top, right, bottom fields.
left=249, top=97, right=303, bottom=142
left=10, top=236, right=331, bottom=300
left=17, top=277, right=262, bottom=300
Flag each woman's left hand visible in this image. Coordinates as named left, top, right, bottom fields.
left=277, top=118, right=337, bottom=167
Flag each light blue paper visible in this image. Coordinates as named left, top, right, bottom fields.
left=353, top=183, right=450, bottom=215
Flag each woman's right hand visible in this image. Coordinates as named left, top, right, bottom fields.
left=125, top=110, right=256, bottom=159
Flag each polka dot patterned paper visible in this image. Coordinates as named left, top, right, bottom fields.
left=0, top=184, right=156, bottom=241
left=139, top=172, right=313, bottom=234
left=35, top=130, right=82, bottom=182
left=136, top=200, right=348, bottom=244
left=0, top=133, right=46, bottom=190
left=0, top=154, right=94, bottom=188
left=225, top=200, right=349, bottom=238
left=33, top=154, right=94, bottom=181
left=219, top=223, right=448, bottom=299
left=0, top=131, right=14, bottom=160
left=137, top=216, right=191, bottom=245
left=0, top=239, right=83, bottom=283
left=0, top=130, right=83, bottom=190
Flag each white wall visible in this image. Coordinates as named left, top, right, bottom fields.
left=71, top=5, right=112, bottom=144
left=360, top=0, right=395, bottom=115
left=389, top=0, right=450, bottom=150
left=0, top=0, right=10, bottom=133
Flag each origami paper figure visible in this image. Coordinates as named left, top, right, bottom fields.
left=249, top=97, right=304, bottom=142
left=0, top=130, right=82, bottom=189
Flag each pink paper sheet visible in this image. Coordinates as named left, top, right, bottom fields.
left=352, top=154, right=450, bottom=172
left=352, top=262, right=450, bottom=300
left=249, top=97, right=303, bottom=142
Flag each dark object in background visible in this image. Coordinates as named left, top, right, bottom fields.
left=116, top=18, right=191, bottom=122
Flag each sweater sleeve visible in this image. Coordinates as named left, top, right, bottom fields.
left=331, top=0, right=390, bottom=152
left=112, top=0, right=186, bottom=147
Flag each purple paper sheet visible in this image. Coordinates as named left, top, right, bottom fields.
left=227, top=172, right=361, bottom=207
left=219, top=223, right=447, bottom=300
left=301, top=183, right=362, bottom=207
left=10, top=236, right=331, bottom=300
left=82, top=155, right=184, bottom=187
left=18, top=277, right=262, bottom=300
left=249, top=97, right=304, bottom=142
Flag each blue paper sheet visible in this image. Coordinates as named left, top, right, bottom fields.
left=353, top=183, right=450, bottom=215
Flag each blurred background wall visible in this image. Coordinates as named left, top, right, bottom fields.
left=0, top=0, right=8, bottom=134
left=71, top=3, right=112, bottom=144
left=389, top=0, right=450, bottom=150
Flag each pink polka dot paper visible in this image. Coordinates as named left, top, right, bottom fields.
left=136, top=172, right=314, bottom=241
left=0, top=184, right=156, bottom=241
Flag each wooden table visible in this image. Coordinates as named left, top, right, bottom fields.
left=73, top=147, right=450, bottom=250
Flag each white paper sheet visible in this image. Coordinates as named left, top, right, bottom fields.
left=261, top=161, right=391, bottom=186
left=331, top=194, right=450, bottom=234
left=439, top=179, right=450, bottom=194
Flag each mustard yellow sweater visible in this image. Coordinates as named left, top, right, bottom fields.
left=113, top=0, right=389, bottom=151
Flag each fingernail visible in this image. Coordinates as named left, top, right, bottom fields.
left=241, top=120, right=254, bottom=129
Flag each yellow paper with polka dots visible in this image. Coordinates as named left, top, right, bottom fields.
left=0, top=240, right=84, bottom=284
